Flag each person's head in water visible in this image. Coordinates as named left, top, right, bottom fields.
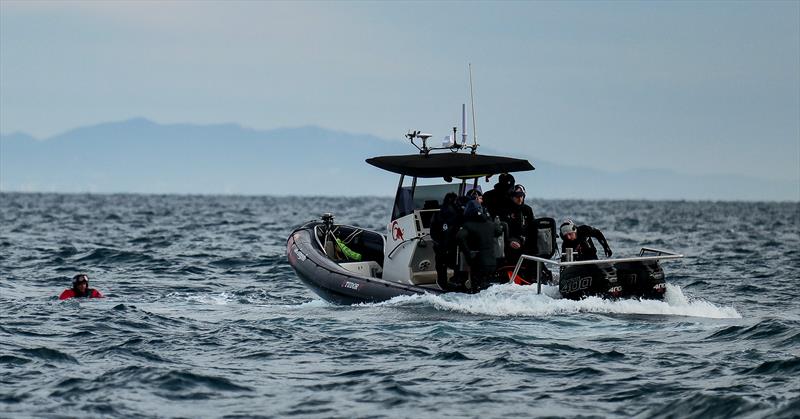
left=511, top=184, right=526, bottom=205
left=72, top=273, right=90, bottom=296
left=59, top=273, right=103, bottom=300
left=560, top=220, right=577, bottom=241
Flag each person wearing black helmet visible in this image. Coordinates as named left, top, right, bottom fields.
left=504, top=184, right=537, bottom=264
left=430, top=192, right=463, bottom=291
left=465, top=188, right=491, bottom=219
left=59, top=273, right=104, bottom=300
left=482, top=173, right=515, bottom=220
left=559, top=219, right=612, bottom=261
left=456, top=200, right=503, bottom=293
left=466, top=188, right=483, bottom=204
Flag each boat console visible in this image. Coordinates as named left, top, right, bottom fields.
left=383, top=179, right=473, bottom=285
left=383, top=209, right=440, bottom=285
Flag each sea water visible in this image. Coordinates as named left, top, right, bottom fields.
left=1, top=193, right=798, bottom=418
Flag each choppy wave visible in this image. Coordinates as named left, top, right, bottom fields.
left=1, top=193, right=797, bottom=418
left=369, top=283, right=742, bottom=319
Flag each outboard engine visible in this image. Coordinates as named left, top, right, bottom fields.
left=559, top=263, right=621, bottom=300
left=614, top=260, right=666, bottom=300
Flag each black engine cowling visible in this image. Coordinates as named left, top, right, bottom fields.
left=614, top=260, right=666, bottom=300
left=559, top=264, right=621, bottom=300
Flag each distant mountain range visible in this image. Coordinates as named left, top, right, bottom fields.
left=1, top=118, right=797, bottom=201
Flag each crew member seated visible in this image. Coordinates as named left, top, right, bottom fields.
left=559, top=219, right=613, bottom=261
left=59, top=273, right=104, bottom=300
left=456, top=200, right=503, bottom=293
left=430, top=192, right=462, bottom=291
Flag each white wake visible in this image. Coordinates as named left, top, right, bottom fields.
left=377, top=283, right=741, bottom=319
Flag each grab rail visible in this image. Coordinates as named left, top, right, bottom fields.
left=510, top=248, right=685, bottom=295
left=313, top=224, right=387, bottom=259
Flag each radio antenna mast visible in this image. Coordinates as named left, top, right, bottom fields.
left=468, top=63, right=478, bottom=151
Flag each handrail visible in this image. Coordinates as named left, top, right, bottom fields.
left=639, top=246, right=680, bottom=257
left=510, top=247, right=685, bottom=295
left=313, top=224, right=387, bottom=259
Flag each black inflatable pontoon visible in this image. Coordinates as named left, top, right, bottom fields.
left=287, top=220, right=440, bottom=305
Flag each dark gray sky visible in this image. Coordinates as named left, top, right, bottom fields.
left=1, top=1, right=798, bottom=185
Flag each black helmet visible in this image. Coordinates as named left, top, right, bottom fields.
left=72, top=273, right=89, bottom=287
left=498, top=173, right=515, bottom=188
left=466, top=189, right=483, bottom=200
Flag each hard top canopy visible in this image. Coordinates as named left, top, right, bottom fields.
left=366, top=153, right=534, bottom=178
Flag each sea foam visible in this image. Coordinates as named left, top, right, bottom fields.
left=376, top=283, right=742, bottom=319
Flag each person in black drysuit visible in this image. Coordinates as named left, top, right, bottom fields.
left=461, top=188, right=487, bottom=217
left=482, top=173, right=515, bottom=220
left=430, top=192, right=462, bottom=291
left=456, top=200, right=503, bottom=293
left=559, top=219, right=613, bottom=261
left=503, top=184, right=536, bottom=266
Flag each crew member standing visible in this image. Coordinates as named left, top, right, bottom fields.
left=456, top=200, right=503, bottom=293
left=482, top=173, right=515, bottom=220
left=504, top=184, right=536, bottom=265
left=559, top=220, right=613, bottom=261
left=430, top=192, right=462, bottom=291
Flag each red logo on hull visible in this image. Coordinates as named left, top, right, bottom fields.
left=391, top=220, right=405, bottom=241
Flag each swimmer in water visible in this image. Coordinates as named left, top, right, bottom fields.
left=59, top=273, right=103, bottom=300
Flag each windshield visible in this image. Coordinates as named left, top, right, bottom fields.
left=392, top=182, right=464, bottom=220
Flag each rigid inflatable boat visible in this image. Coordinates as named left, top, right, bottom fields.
left=287, top=116, right=684, bottom=304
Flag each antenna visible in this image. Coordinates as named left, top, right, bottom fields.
left=406, top=130, right=434, bottom=154
left=461, top=103, right=467, bottom=145
left=469, top=63, right=478, bottom=151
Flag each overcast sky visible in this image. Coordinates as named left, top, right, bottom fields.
left=1, top=1, right=798, bottom=183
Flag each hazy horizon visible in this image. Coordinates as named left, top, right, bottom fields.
left=2, top=117, right=797, bottom=201
left=2, top=115, right=796, bottom=186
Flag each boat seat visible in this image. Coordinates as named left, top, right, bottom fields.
left=340, top=261, right=383, bottom=278
left=411, top=270, right=439, bottom=285
left=533, top=217, right=557, bottom=258
left=408, top=236, right=438, bottom=285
